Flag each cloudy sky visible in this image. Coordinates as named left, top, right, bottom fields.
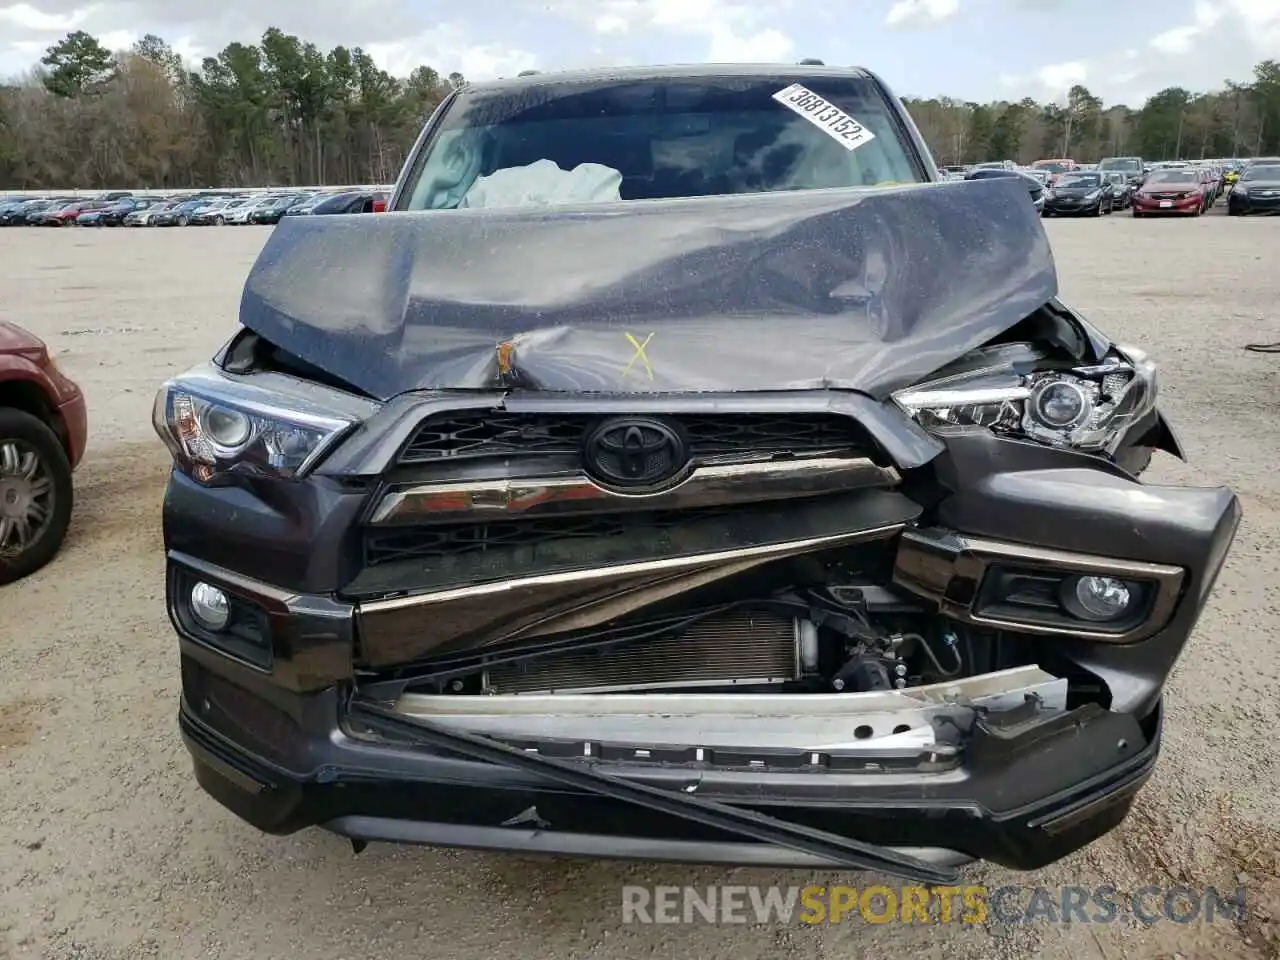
left=1, top=0, right=1278, bottom=107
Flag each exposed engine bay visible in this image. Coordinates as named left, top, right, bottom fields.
left=375, top=576, right=1074, bottom=759
left=396, top=582, right=1010, bottom=699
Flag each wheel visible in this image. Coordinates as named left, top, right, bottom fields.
left=214, top=215, right=225, bottom=226
left=0, top=409, right=74, bottom=585
left=1092, top=202, right=1104, bottom=217
left=1132, top=209, right=1143, bottom=217
left=178, top=215, right=190, bottom=226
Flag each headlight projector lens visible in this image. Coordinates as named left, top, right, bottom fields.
left=202, top=405, right=252, bottom=449
left=1031, top=379, right=1091, bottom=428
left=1061, top=575, right=1134, bottom=622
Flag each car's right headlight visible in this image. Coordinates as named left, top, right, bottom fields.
left=153, top=364, right=374, bottom=483
left=893, top=344, right=1158, bottom=456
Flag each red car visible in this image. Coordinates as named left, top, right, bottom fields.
left=1196, top=167, right=1218, bottom=208
left=35, top=200, right=106, bottom=226
left=1131, top=169, right=1208, bottom=217
left=0, top=322, right=88, bottom=583
left=1032, top=158, right=1078, bottom=185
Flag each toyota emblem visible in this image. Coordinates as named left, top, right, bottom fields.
left=583, top=417, right=689, bottom=488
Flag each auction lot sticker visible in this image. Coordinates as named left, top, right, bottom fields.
left=772, top=84, right=877, bottom=151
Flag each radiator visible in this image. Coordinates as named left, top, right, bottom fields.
left=482, top=609, right=801, bottom=695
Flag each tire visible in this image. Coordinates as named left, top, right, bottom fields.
left=1092, top=202, right=1103, bottom=217
left=1132, top=210, right=1143, bottom=217
left=0, top=409, right=74, bottom=585
left=177, top=215, right=190, bottom=227
left=214, top=215, right=225, bottom=226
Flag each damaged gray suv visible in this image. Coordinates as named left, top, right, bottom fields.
left=154, top=64, right=1240, bottom=881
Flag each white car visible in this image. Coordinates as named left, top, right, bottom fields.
left=225, top=196, right=282, bottom=224
left=122, top=201, right=177, bottom=226
left=187, top=197, right=253, bottom=225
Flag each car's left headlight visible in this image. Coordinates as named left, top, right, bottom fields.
left=893, top=344, right=1158, bottom=456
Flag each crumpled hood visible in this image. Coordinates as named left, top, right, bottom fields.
left=238, top=177, right=1057, bottom=401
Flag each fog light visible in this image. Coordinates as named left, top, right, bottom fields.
left=1061, top=576, right=1133, bottom=622
left=190, top=581, right=230, bottom=631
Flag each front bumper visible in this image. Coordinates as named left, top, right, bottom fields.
left=1043, top=198, right=1102, bottom=215
left=1132, top=195, right=1201, bottom=214
left=1229, top=192, right=1280, bottom=214
left=179, top=672, right=1162, bottom=873
left=164, top=418, right=1240, bottom=873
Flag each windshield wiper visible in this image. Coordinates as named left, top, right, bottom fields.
left=351, top=701, right=963, bottom=884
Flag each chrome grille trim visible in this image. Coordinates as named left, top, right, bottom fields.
left=368, top=456, right=899, bottom=525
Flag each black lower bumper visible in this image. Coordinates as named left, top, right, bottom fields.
left=1229, top=196, right=1280, bottom=214
left=178, top=666, right=1162, bottom=874
left=1043, top=202, right=1102, bottom=215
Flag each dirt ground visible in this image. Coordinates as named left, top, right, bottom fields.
left=1, top=210, right=1278, bottom=960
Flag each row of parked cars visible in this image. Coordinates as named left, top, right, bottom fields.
left=0, top=188, right=391, bottom=228
left=952, top=155, right=1280, bottom=218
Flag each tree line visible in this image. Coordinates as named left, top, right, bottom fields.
left=0, top=30, right=461, bottom=189
left=2, top=28, right=1279, bottom=190
left=906, top=62, right=1280, bottom=167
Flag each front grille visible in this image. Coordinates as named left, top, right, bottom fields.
left=397, top=411, right=869, bottom=464
left=364, top=508, right=736, bottom=567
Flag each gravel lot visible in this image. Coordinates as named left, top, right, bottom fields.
left=2, top=212, right=1278, bottom=960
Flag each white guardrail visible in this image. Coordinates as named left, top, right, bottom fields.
left=0, top=185, right=393, bottom=199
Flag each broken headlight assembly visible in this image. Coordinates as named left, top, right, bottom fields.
left=152, top=367, right=361, bottom=482
left=893, top=343, right=1157, bottom=455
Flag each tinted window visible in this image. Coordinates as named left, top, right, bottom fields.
left=1146, top=170, right=1197, bottom=184
left=312, top=194, right=360, bottom=213
left=1099, top=158, right=1140, bottom=172
left=1056, top=174, right=1100, bottom=188
left=401, top=74, right=926, bottom=210
left=1242, top=165, right=1280, bottom=180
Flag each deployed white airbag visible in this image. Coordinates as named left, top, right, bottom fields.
left=460, top=159, right=623, bottom=209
